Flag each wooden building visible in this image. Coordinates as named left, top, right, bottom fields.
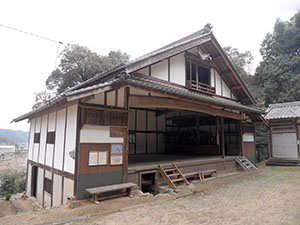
left=13, top=25, right=264, bottom=206
left=265, top=101, right=300, bottom=160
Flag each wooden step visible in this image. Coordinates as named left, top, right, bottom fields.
left=165, top=168, right=177, bottom=172
left=168, top=173, right=180, bottom=177
left=172, top=178, right=184, bottom=183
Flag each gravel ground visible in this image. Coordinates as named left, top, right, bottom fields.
left=2, top=166, right=300, bottom=225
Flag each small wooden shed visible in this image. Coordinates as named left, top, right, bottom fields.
left=265, top=101, right=300, bottom=159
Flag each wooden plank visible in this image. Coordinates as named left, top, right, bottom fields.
left=129, top=95, right=242, bottom=120
left=220, top=117, right=225, bottom=158
left=110, top=127, right=125, bottom=137
left=86, top=182, right=137, bottom=194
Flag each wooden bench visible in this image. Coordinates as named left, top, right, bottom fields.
left=86, top=182, right=137, bottom=202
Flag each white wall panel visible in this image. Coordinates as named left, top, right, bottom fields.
left=243, top=133, right=254, bottom=142
left=33, top=144, right=39, bottom=162
left=48, top=112, right=56, bottom=132
left=35, top=117, right=41, bottom=133
left=223, top=82, right=231, bottom=98
left=107, top=91, right=115, bottom=106
left=53, top=174, right=62, bottom=207
left=210, top=69, right=215, bottom=87
left=54, top=109, right=66, bottom=170
left=80, top=125, right=123, bottom=143
left=36, top=167, right=44, bottom=204
left=137, top=67, right=149, bottom=76
left=63, top=178, right=74, bottom=205
left=215, top=71, right=222, bottom=95
left=28, top=119, right=35, bottom=160
left=39, top=115, right=48, bottom=164
left=26, top=164, right=32, bottom=195
left=64, top=105, right=77, bottom=174
left=45, top=144, right=54, bottom=167
left=170, top=53, right=185, bottom=85
left=151, top=60, right=168, bottom=81
left=117, top=87, right=125, bottom=108
left=87, top=92, right=105, bottom=105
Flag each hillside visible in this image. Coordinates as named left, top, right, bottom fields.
left=0, top=129, right=29, bottom=144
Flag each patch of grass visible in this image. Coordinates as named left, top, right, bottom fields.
left=270, top=166, right=300, bottom=173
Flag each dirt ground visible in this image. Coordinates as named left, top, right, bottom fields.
left=1, top=166, right=300, bottom=225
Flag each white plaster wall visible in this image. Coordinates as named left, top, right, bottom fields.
left=137, top=67, right=149, bottom=76
left=243, top=133, right=254, bottom=142
left=48, top=112, right=56, bottom=132
left=210, top=69, right=215, bottom=87
left=53, top=174, right=62, bottom=207
left=33, top=144, right=39, bottom=162
left=215, top=71, right=222, bottom=95
left=26, top=164, right=32, bottom=195
left=64, top=105, right=77, bottom=174
left=223, top=82, right=231, bottom=98
left=45, top=144, right=54, bottom=167
left=35, top=117, right=41, bottom=133
left=28, top=119, right=35, bottom=160
left=118, top=87, right=125, bottom=108
left=45, top=170, right=52, bottom=179
left=54, top=109, right=66, bottom=170
left=36, top=167, right=44, bottom=204
left=170, top=53, right=185, bottom=85
left=107, top=91, right=115, bottom=106
left=44, top=192, right=51, bottom=207
left=130, top=87, right=149, bottom=96
left=39, top=115, right=48, bottom=164
left=80, top=125, right=124, bottom=143
left=151, top=60, right=168, bottom=81
left=63, top=178, right=74, bottom=205
left=87, top=92, right=105, bottom=105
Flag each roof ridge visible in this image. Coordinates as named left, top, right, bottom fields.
left=269, top=101, right=300, bottom=108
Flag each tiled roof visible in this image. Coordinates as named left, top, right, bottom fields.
left=265, top=101, right=300, bottom=120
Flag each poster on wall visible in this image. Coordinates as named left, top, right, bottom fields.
left=88, top=152, right=98, bottom=166
left=110, top=144, right=123, bottom=165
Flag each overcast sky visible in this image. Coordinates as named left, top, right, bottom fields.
left=0, top=0, right=299, bottom=131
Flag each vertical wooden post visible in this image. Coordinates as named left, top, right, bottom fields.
left=220, top=117, right=225, bottom=158
left=267, top=128, right=272, bottom=159
left=239, top=120, right=244, bottom=156
left=123, top=87, right=130, bottom=183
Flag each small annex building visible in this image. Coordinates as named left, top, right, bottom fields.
left=265, top=101, right=300, bottom=160
left=13, top=25, right=265, bottom=207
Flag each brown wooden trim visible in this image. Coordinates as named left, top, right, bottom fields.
left=42, top=113, right=49, bottom=205
left=185, top=52, right=215, bottom=69
left=168, top=58, right=170, bottom=82
left=52, top=111, right=58, bottom=168
left=61, top=176, right=64, bottom=205
left=104, top=91, right=107, bottom=106
left=37, top=117, right=42, bottom=163
left=126, top=35, right=212, bottom=73
left=115, top=90, right=118, bottom=107
left=62, top=107, right=68, bottom=173
left=220, top=117, right=225, bottom=158
left=74, top=105, right=81, bottom=199
left=25, top=161, right=29, bottom=193
left=271, top=130, right=296, bottom=134
left=149, top=66, right=151, bottom=77
left=267, top=129, right=272, bottom=159
left=129, top=95, right=242, bottom=120
left=239, top=121, right=244, bottom=156
left=78, top=102, right=129, bottom=113
left=28, top=160, right=74, bottom=180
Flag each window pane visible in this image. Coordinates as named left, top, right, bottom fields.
left=198, top=66, right=210, bottom=85
left=191, top=63, right=196, bottom=81
left=186, top=61, right=190, bottom=81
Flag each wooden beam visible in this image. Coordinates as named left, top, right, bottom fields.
left=220, top=70, right=232, bottom=76
left=129, top=95, right=242, bottom=120
left=220, top=117, right=225, bottom=158
left=231, top=85, right=242, bottom=90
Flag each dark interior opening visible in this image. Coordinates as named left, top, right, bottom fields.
left=141, top=172, right=155, bottom=193
left=31, top=166, right=38, bottom=198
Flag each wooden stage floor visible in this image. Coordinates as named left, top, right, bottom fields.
left=128, top=154, right=235, bottom=173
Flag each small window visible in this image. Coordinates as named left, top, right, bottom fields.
left=34, top=133, right=40, bottom=143
left=44, top=178, right=52, bottom=194
left=46, top=132, right=55, bottom=144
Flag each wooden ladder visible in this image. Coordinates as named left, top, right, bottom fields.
left=158, top=163, right=190, bottom=189
left=235, top=156, right=257, bottom=171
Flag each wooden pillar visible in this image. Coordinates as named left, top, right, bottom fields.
left=123, top=87, right=130, bottom=183
left=220, top=117, right=225, bottom=158
left=239, top=121, right=244, bottom=156
left=267, top=128, right=272, bottom=159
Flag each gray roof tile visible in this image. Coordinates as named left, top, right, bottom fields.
left=265, top=101, right=300, bottom=120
